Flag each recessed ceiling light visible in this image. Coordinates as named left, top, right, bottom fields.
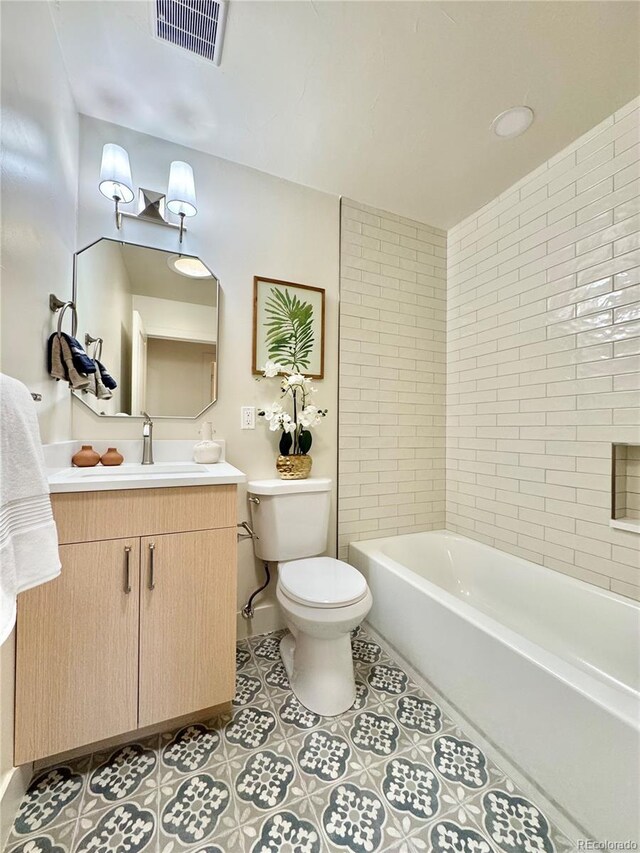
left=491, top=106, right=534, bottom=139
left=167, top=255, right=212, bottom=279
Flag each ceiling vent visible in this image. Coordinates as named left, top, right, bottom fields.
left=155, top=0, right=227, bottom=66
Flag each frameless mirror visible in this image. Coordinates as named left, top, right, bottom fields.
left=72, top=238, right=219, bottom=418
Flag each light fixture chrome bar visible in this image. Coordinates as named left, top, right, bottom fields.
left=119, top=187, right=186, bottom=233
left=119, top=211, right=184, bottom=232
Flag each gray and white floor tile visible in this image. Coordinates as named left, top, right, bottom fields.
left=5, top=629, right=576, bottom=853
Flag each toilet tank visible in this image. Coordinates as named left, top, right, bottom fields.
left=247, top=477, right=332, bottom=562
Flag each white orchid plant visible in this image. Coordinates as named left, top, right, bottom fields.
left=258, top=361, right=328, bottom=456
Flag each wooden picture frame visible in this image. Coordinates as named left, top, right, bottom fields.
left=252, top=276, right=326, bottom=379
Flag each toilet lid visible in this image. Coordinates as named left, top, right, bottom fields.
left=279, top=557, right=368, bottom=608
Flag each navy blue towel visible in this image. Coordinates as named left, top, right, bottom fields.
left=47, top=333, right=96, bottom=380
left=96, top=360, right=117, bottom=390
left=64, top=334, right=96, bottom=375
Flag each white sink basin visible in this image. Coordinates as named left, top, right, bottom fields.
left=44, top=440, right=246, bottom=494
left=74, top=463, right=204, bottom=477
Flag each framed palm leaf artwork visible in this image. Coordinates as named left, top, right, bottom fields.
left=252, top=276, right=325, bottom=379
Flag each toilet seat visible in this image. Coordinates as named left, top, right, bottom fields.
left=278, top=557, right=368, bottom=608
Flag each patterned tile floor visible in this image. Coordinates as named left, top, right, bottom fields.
left=5, top=628, right=576, bottom=853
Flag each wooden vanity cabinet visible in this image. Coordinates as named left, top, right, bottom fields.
left=15, top=538, right=140, bottom=762
left=138, top=528, right=236, bottom=726
left=15, top=485, right=237, bottom=765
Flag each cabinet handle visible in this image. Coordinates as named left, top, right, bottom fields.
left=124, top=546, right=132, bottom=594
left=148, top=543, right=155, bottom=590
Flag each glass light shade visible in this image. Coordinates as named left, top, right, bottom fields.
left=166, top=161, right=197, bottom=217
left=167, top=255, right=212, bottom=278
left=99, top=143, right=134, bottom=203
left=491, top=106, right=534, bottom=139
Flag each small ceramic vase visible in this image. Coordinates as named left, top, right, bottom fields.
left=100, top=447, right=124, bottom=466
left=72, top=445, right=100, bottom=467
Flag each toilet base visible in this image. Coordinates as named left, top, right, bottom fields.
left=280, top=631, right=356, bottom=717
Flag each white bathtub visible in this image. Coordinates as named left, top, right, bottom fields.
left=349, top=530, right=640, bottom=842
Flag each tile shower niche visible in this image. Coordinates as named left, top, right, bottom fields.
left=612, top=444, right=640, bottom=533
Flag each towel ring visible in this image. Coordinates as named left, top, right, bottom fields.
left=85, top=334, right=103, bottom=361
left=50, top=295, right=78, bottom=339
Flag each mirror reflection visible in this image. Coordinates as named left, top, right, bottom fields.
left=73, top=239, right=219, bottom=418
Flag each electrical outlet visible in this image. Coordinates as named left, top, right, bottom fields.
left=240, top=406, right=256, bottom=429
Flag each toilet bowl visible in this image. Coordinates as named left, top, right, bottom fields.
left=247, top=478, right=372, bottom=716
left=277, top=557, right=373, bottom=716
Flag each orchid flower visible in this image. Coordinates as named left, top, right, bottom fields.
left=261, top=402, right=283, bottom=422
left=259, top=368, right=327, bottom=456
left=262, top=361, right=282, bottom=378
left=282, top=373, right=312, bottom=392
left=298, top=405, right=323, bottom=429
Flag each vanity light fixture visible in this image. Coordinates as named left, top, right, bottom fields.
left=98, top=145, right=197, bottom=243
left=167, top=161, right=198, bottom=244
left=491, top=106, right=534, bottom=139
left=99, top=144, right=134, bottom=228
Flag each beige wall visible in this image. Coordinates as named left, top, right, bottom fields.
left=0, top=3, right=78, bottom=440
left=73, top=116, right=340, bottom=630
left=447, top=96, right=640, bottom=601
left=338, top=200, right=446, bottom=559
left=0, top=0, right=79, bottom=836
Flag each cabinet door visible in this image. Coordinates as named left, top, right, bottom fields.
left=15, top=539, right=140, bottom=764
left=139, top=528, right=237, bottom=727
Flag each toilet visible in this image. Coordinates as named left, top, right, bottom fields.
left=247, top=477, right=372, bottom=716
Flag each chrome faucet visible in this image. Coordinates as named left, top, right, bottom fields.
left=141, top=412, right=154, bottom=465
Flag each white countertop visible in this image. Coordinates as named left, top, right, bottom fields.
left=44, top=440, right=246, bottom=493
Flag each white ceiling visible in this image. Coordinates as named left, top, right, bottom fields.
left=52, top=0, right=640, bottom=229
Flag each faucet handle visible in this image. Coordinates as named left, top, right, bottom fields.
left=142, top=411, right=152, bottom=423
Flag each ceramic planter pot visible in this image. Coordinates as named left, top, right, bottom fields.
left=276, top=454, right=312, bottom=480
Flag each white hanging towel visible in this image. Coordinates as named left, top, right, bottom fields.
left=0, top=374, right=60, bottom=646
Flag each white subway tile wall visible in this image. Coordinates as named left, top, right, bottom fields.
left=447, top=96, right=640, bottom=601
left=338, top=199, right=447, bottom=559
